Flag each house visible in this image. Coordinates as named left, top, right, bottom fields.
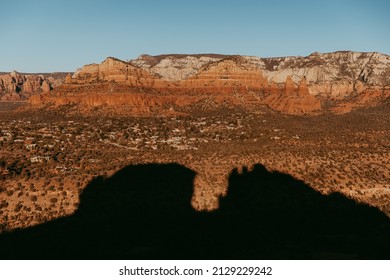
left=25, top=144, right=37, bottom=151
left=30, top=156, right=50, bottom=163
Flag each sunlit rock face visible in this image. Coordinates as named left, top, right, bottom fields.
left=31, top=51, right=390, bottom=115
left=0, top=71, right=65, bottom=101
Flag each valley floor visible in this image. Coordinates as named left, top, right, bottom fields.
left=0, top=104, right=389, bottom=232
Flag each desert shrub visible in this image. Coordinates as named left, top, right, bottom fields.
left=14, top=203, right=23, bottom=212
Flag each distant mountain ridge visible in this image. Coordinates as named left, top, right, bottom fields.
left=28, top=51, right=390, bottom=115
left=0, top=71, right=70, bottom=101
left=0, top=72, right=71, bottom=79
left=131, top=51, right=390, bottom=86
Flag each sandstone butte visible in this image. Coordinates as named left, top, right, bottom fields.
left=0, top=71, right=66, bottom=101
left=25, top=51, right=390, bottom=115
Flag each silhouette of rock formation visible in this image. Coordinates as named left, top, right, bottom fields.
left=0, top=163, right=389, bottom=259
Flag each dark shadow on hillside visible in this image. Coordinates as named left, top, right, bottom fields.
left=0, top=163, right=389, bottom=259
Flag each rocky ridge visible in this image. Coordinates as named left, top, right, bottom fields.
left=0, top=71, right=68, bottom=101
left=32, top=51, right=390, bottom=115
left=131, top=54, right=228, bottom=81
left=132, top=51, right=390, bottom=98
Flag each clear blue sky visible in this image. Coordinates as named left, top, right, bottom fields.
left=1, top=0, right=389, bottom=72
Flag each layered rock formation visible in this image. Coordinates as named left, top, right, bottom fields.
left=131, top=54, right=227, bottom=81
left=133, top=51, right=390, bottom=98
left=177, top=56, right=268, bottom=93
left=71, top=57, right=163, bottom=89
left=263, top=76, right=321, bottom=114
left=0, top=71, right=68, bottom=101
left=32, top=51, right=390, bottom=115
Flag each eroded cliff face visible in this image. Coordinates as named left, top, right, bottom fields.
left=133, top=51, right=389, bottom=87
left=246, top=52, right=390, bottom=99
left=177, top=56, right=268, bottom=93
left=71, top=57, right=164, bottom=88
left=131, top=54, right=227, bottom=81
left=32, top=51, right=390, bottom=115
left=263, top=76, right=322, bottom=114
left=0, top=71, right=67, bottom=101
